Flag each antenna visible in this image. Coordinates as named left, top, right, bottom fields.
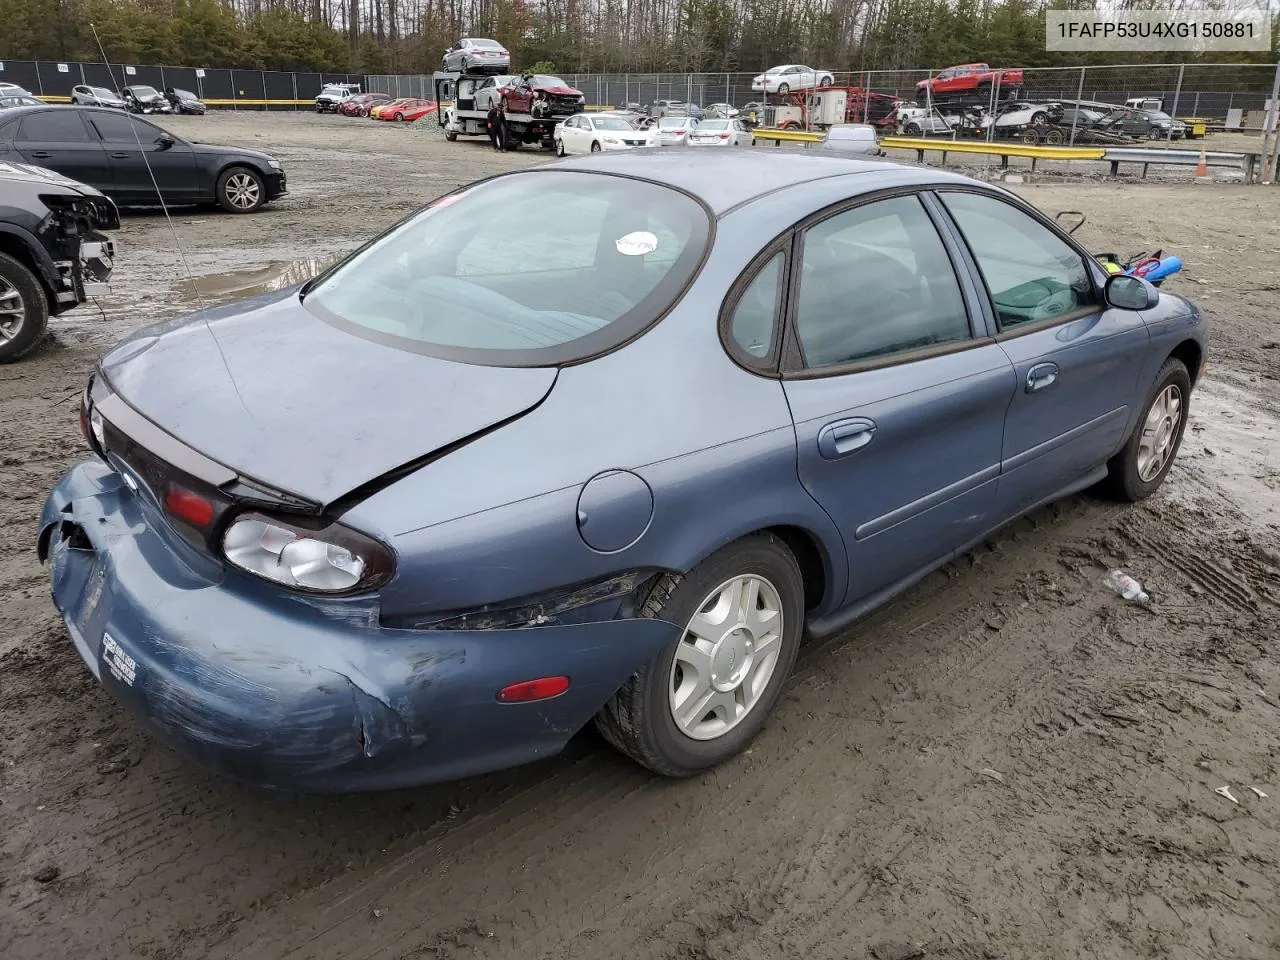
left=88, top=23, right=256, bottom=423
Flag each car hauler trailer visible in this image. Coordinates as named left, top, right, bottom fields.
left=433, top=70, right=565, bottom=150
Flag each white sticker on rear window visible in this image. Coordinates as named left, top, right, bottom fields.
left=616, top=230, right=658, bottom=256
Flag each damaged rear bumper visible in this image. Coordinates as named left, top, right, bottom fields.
left=38, top=459, right=677, bottom=792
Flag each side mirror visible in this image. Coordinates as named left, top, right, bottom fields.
left=1104, top=273, right=1159, bottom=311
left=155, top=134, right=175, bottom=149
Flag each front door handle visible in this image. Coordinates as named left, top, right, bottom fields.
left=109, top=152, right=133, bottom=159
left=817, top=417, right=877, bottom=460
left=28, top=151, right=52, bottom=159
left=1026, top=362, right=1059, bottom=393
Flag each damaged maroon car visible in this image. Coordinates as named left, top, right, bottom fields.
left=499, top=74, right=586, bottom=119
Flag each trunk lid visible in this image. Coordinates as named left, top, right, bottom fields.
left=100, top=288, right=557, bottom=506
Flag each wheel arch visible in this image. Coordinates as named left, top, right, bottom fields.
left=1169, top=338, right=1202, bottom=385
left=0, top=226, right=60, bottom=308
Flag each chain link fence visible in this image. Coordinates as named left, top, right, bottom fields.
left=3, top=58, right=1275, bottom=124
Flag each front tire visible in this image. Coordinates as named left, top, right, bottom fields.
left=590, top=140, right=601, bottom=152
left=0, top=252, right=49, bottom=364
left=216, top=166, right=266, bottom=214
left=595, top=533, right=804, bottom=777
left=1102, top=357, right=1191, bottom=502
left=820, top=76, right=833, bottom=87
left=556, top=138, right=566, bottom=156
left=905, top=121, right=923, bottom=136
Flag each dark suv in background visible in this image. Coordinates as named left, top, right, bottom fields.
left=0, top=161, right=117, bottom=362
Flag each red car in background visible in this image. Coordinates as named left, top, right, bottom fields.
left=339, top=92, right=393, bottom=117
left=375, top=98, right=439, bottom=122
left=498, top=74, right=586, bottom=118
left=916, top=63, right=1023, bottom=101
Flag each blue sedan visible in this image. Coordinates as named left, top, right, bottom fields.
left=39, top=152, right=1206, bottom=792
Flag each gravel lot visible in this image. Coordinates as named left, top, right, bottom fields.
left=2, top=111, right=1278, bottom=960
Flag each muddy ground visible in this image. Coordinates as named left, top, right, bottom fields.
left=1, top=112, right=1278, bottom=960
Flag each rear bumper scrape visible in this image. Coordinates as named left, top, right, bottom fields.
left=39, top=459, right=680, bottom=792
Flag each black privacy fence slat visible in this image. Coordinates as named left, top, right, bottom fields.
left=0, top=59, right=1275, bottom=117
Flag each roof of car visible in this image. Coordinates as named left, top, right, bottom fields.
left=548, top=150, right=977, bottom=214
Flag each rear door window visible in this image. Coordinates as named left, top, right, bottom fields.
left=17, top=111, right=92, bottom=141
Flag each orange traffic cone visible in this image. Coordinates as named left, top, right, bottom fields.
left=1195, top=143, right=1208, bottom=177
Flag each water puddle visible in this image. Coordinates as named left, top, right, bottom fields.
left=1170, top=377, right=1280, bottom=534
left=183, top=257, right=335, bottom=301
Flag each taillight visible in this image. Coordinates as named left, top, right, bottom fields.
left=165, top=486, right=216, bottom=528
left=675, top=128, right=686, bottom=135
left=719, top=132, right=730, bottom=139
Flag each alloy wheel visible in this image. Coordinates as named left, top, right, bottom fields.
left=0, top=275, right=26, bottom=343
left=1137, top=384, right=1183, bottom=482
left=224, top=173, right=261, bottom=211
left=668, top=574, right=785, bottom=741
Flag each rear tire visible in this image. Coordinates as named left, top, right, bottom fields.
left=778, top=83, right=790, bottom=95
left=0, top=251, right=49, bottom=364
left=595, top=533, right=804, bottom=777
left=556, top=139, right=566, bottom=156
left=820, top=76, right=833, bottom=87
left=905, top=121, right=922, bottom=136
left=1101, top=357, right=1191, bottom=502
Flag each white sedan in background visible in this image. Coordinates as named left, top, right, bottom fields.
left=555, top=113, right=656, bottom=155
left=655, top=115, right=698, bottom=146
left=750, top=65, right=835, bottom=94
left=688, top=118, right=752, bottom=146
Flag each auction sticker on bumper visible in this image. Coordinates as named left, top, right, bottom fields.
left=101, top=633, right=137, bottom=687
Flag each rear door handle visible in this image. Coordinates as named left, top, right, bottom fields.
left=817, top=417, right=877, bottom=460
left=1026, top=362, right=1059, bottom=393
left=28, top=151, right=51, bottom=159
left=109, top=152, right=133, bottom=159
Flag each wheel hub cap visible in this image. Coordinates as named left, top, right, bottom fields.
left=668, top=574, right=784, bottom=741
left=1137, top=383, right=1183, bottom=483
left=0, top=276, right=25, bottom=343
left=227, top=175, right=260, bottom=209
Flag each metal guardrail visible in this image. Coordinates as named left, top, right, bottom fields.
left=1102, top=147, right=1258, bottom=180
left=878, top=136, right=1105, bottom=170
left=750, top=127, right=826, bottom=144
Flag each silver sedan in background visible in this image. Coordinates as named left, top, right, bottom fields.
left=71, top=85, right=127, bottom=109
left=688, top=118, right=751, bottom=146
left=656, top=115, right=698, bottom=146
left=442, top=38, right=511, bottom=74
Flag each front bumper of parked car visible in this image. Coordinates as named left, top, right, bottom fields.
left=38, top=460, right=678, bottom=793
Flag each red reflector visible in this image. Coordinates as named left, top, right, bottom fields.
left=165, top=486, right=215, bottom=527
left=497, top=676, right=570, bottom=703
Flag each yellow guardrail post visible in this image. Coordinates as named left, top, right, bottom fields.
left=877, top=136, right=1106, bottom=173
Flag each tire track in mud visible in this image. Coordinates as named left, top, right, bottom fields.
left=205, top=499, right=1131, bottom=960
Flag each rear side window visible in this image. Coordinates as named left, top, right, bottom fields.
left=940, top=191, right=1098, bottom=330
left=17, top=111, right=91, bottom=141
left=728, top=252, right=784, bottom=361
left=305, top=171, right=710, bottom=366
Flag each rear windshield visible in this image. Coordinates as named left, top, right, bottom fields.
left=593, top=116, right=636, bottom=130
left=472, top=39, right=503, bottom=48
left=305, top=171, right=710, bottom=366
left=659, top=117, right=690, bottom=129
left=697, top=120, right=730, bottom=130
